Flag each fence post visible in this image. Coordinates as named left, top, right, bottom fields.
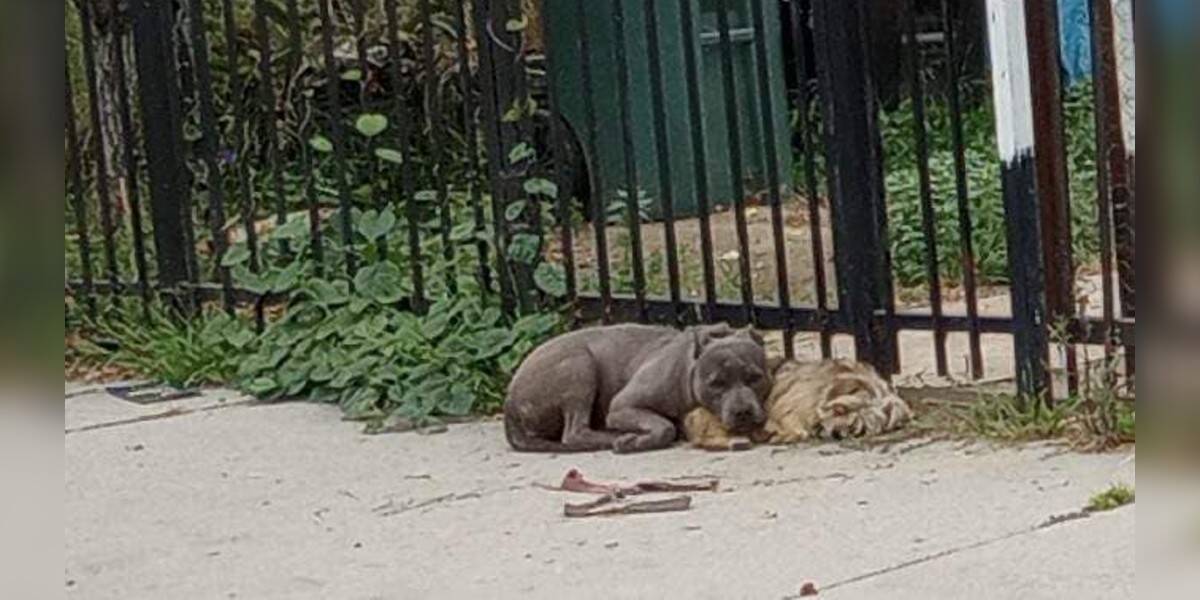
left=129, top=0, right=190, bottom=291
left=984, top=0, right=1050, bottom=401
left=812, top=0, right=897, bottom=375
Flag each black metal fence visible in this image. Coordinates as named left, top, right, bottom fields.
left=65, top=0, right=1135, bottom=400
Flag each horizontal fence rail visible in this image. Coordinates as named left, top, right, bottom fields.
left=65, top=0, right=1135, bottom=401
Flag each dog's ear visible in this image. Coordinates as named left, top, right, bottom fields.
left=691, top=323, right=734, bottom=359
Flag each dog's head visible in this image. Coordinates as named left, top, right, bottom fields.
left=688, top=324, right=770, bottom=434
left=811, top=361, right=912, bottom=440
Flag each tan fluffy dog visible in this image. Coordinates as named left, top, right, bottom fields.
left=684, top=358, right=913, bottom=450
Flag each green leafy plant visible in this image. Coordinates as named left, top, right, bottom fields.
left=76, top=305, right=255, bottom=389
left=1086, top=483, right=1134, bottom=512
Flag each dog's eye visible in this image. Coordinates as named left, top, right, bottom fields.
left=710, top=378, right=725, bottom=388
left=746, top=372, right=763, bottom=384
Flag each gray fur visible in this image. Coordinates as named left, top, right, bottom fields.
left=504, top=323, right=770, bottom=453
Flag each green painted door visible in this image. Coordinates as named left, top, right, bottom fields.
left=545, top=0, right=793, bottom=220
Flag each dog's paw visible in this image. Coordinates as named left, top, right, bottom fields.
left=612, top=433, right=641, bottom=454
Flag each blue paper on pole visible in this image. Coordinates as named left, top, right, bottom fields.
left=1058, top=0, right=1093, bottom=85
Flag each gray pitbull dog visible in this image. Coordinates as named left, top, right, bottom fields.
left=504, top=323, right=770, bottom=453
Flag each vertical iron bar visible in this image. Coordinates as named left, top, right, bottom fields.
left=983, top=0, right=1050, bottom=401
left=111, top=4, right=152, bottom=316
left=79, top=0, right=123, bottom=302
left=789, top=0, right=831, bottom=358
left=576, top=0, right=612, bottom=322
left=714, top=0, right=755, bottom=322
left=1087, top=0, right=1118, bottom=371
left=644, top=0, right=682, bottom=322
left=66, top=65, right=97, bottom=319
left=611, top=0, right=647, bottom=321
left=903, top=0, right=948, bottom=375
left=454, top=0, right=495, bottom=294
left=253, top=0, right=289, bottom=257
left=1024, top=0, right=1078, bottom=397
left=419, top=0, right=456, bottom=292
left=1091, top=0, right=1135, bottom=376
left=318, top=0, right=358, bottom=276
left=384, top=0, right=425, bottom=311
left=221, top=0, right=261, bottom=274
left=186, top=0, right=236, bottom=313
left=349, top=0, right=385, bottom=259
left=679, top=0, right=718, bottom=320
left=473, top=0, right=517, bottom=314
left=813, top=0, right=895, bottom=374
left=750, top=0, right=793, bottom=356
left=941, top=0, right=983, bottom=379
left=167, top=1, right=203, bottom=310
left=285, top=0, right=325, bottom=274
left=131, top=0, right=192, bottom=294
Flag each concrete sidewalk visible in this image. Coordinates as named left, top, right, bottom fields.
left=65, top=386, right=1134, bottom=599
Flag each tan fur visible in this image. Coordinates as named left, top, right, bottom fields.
left=684, top=359, right=913, bottom=450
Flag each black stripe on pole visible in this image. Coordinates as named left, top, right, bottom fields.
left=644, top=0, right=683, bottom=324
left=940, top=0, right=984, bottom=379
left=678, top=0, right=718, bottom=321
left=317, top=0, right=358, bottom=277
left=714, top=0, right=755, bottom=322
left=66, top=63, right=97, bottom=320
left=750, top=0, right=793, bottom=356
left=186, top=0, right=236, bottom=313
left=985, top=0, right=1050, bottom=401
left=903, top=0, right=948, bottom=376
left=110, top=3, right=152, bottom=316
left=384, top=0, right=425, bottom=312
left=611, top=0, right=648, bottom=321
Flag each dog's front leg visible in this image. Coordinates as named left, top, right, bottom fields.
left=606, top=407, right=677, bottom=454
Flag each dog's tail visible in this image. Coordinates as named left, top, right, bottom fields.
left=504, top=405, right=575, bottom=453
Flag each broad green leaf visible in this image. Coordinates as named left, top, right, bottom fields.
left=522, top=177, right=559, bottom=199
left=507, top=142, right=535, bottom=164
left=341, top=68, right=362, bottom=82
left=224, top=328, right=256, bottom=350
left=449, top=221, right=476, bottom=241
left=505, top=16, right=528, bottom=32
left=308, top=278, right=349, bottom=306
left=220, top=245, right=251, bottom=268
left=374, top=147, right=404, bottom=164
left=414, top=190, right=438, bottom=203
left=470, top=329, right=517, bottom=360
left=272, top=214, right=310, bottom=241
left=309, top=135, right=334, bottom=153
left=419, top=311, right=451, bottom=340
left=533, top=263, right=567, bottom=297
left=269, top=262, right=303, bottom=294
left=245, top=376, right=278, bottom=396
left=353, top=262, right=406, bottom=305
left=506, top=233, right=540, bottom=264
left=504, top=200, right=528, bottom=222
left=441, top=384, right=475, bottom=416
left=355, top=113, right=389, bottom=138
left=356, top=208, right=397, bottom=241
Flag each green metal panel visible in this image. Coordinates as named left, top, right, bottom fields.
left=546, top=0, right=793, bottom=219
